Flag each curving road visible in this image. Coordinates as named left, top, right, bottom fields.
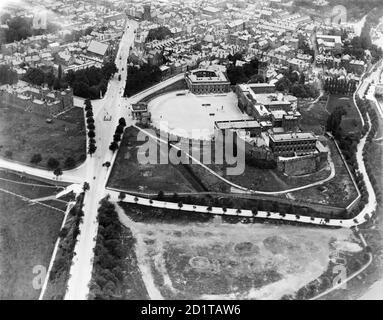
left=0, top=19, right=380, bottom=300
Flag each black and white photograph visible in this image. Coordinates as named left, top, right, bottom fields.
left=0, top=0, right=382, bottom=305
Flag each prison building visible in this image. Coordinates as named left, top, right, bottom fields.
left=214, top=119, right=262, bottom=137
left=269, top=132, right=317, bottom=157
left=185, top=69, right=230, bottom=94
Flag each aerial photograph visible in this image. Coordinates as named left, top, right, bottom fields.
left=0, top=0, right=382, bottom=304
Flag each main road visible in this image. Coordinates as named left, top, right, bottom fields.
left=0, top=18, right=380, bottom=300
left=64, top=19, right=138, bottom=300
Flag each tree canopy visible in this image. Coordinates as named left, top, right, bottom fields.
left=123, top=63, right=161, bottom=97
left=0, top=65, right=17, bottom=85
left=146, top=26, right=172, bottom=42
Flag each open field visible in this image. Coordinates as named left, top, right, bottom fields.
left=0, top=106, right=86, bottom=169
left=107, top=126, right=198, bottom=194
left=0, top=170, right=65, bottom=299
left=118, top=203, right=363, bottom=300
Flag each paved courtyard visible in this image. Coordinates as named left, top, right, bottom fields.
left=148, top=91, right=251, bottom=140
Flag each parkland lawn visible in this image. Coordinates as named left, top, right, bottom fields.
left=299, top=94, right=362, bottom=136
left=107, top=126, right=197, bottom=194
left=0, top=106, right=86, bottom=169
left=0, top=170, right=65, bottom=299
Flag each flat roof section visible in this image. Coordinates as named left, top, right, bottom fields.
left=186, top=69, right=229, bottom=83
left=270, top=132, right=317, bottom=142
left=215, top=119, right=261, bottom=130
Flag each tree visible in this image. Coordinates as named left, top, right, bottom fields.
left=64, top=156, right=76, bottom=168
left=52, top=77, right=61, bottom=90
left=113, top=133, right=121, bottom=142
left=146, top=26, right=172, bottom=42
left=157, top=190, right=164, bottom=200
left=87, top=123, right=96, bottom=131
left=109, top=141, right=118, bottom=152
left=101, top=62, right=118, bottom=80
left=58, top=64, right=63, bottom=82
left=115, top=124, right=124, bottom=135
left=118, top=117, right=127, bottom=127
left=326, top=106, right=346, bottom=136
left=84, top=99, right=92, bottom=108
left=54, top=167, right=63, bottom=180
left=0, top=65, right=17, bottom=85
left=226, top=65, right=248, bottom=85
left=88, top=130, right=96, bottom=139
left=88, top=143, right=97, bottom=156
left=103, top=161, right=111, bottom=169
left=87, top=117, right=95, bottom=124
left=47, top=157, right=60, bottom=169
left=118, top=192, right=126, bottom=201
left=44, top=71, right=55, bottom=88
left=83, top=182, right=90, bottom=192
left=275, top=76, right=292, bottom=92
left=4, top=16, right=32, bottom=43
left=30, top=153, right=42, bottom=164
left=178, top=202, right=183, bottom=209
left=124, top=63, right=162, bottom=97
left=86, top=110, right=94, bottom=118
left=23, top=67, right=45, bottom=85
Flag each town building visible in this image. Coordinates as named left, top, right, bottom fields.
left=375, top=83, right=383, bottom=96
left=185, top=69, right=230, bottom=94
left=269, top=132, right=317, bottom=157
left=0, top=82, right=73, bottom=117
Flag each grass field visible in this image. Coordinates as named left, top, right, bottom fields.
left=119, top=203, right=363, bottom=300
left=195, top=159, right=331, bottom=193
left=326, top=95, right=363, bottom=136
left=299, top=94, right=363, bottom=137
left=108, top=127, right=356, bottom=210
left=193, top=138, right=331, bottom=194
left=299, top=98, right=328, bottom=134
left=0, top=170, right=65, bottom=299
left=0, top=106, right=86, bottom=169
left=287, top=138, right=359, bottom=208
left=107, top=126, right=197, bottom=194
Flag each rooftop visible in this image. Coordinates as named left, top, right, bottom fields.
left=215, top=119, right=260, bottom=130
left=186, top=69, right=229, bottom=83
left=270, top=132, right=316, bottom=142
left=87, top=40, right=109, bottom=57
